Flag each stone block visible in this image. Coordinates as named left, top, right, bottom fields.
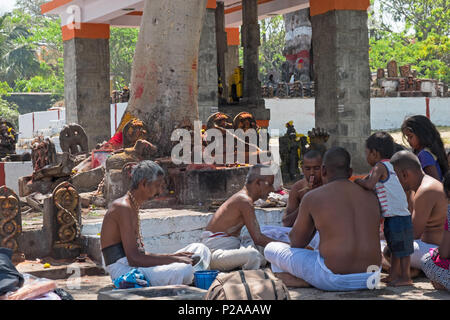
left=82, top=235, right=103, bottom=265
left=104, top=169, right=126, bottom=203
left=17, top=230, right=51, bottom=259
left=98, top=285, right=207, bottom=300
left=173, top=166, right=249, bottom=205
left=71, top=166, right=105, bottom=193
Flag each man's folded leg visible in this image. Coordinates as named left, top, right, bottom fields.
left=209, top=247, right=262, bottom=271
left=264, top=242, right=379, bottom=291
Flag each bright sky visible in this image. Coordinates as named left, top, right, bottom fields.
left=0, top=0, right=17, bottom=15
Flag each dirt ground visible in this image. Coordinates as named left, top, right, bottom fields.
left=54, top=273, right=450, bottom=300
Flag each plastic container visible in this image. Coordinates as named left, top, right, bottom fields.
left=194, top=270, right=219, bottom=290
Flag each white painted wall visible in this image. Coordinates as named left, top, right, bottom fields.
left=18, top=109, right=66, bottom=139
left=2, top=161, right=33, bottom=194
left=110, top=103, right=128, bottom=137
left=265, top=97, right=450, bottom=135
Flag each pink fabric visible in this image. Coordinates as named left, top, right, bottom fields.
left=429, top=248, right=449, bottom=270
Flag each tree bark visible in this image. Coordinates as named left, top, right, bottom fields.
left=120, top=0, right=207, bottom=157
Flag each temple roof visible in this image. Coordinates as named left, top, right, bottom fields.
left=41, top=0, right=310, bottom=28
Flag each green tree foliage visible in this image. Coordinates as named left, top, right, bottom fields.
left=369, top=0, right=449, bottom=83
left=14, top=0, right=48, bottom=17
left=0, top=9, right=64, bottom=96
left=376, top=0, right=449, bottom=40
left=110, top=27, right=139, bottom=90
left=0, top=81, right=19, bottom=127
left=259, top=16, right=286, bottom=80
left=0, top=99, right=20, bottom=128
left=238, top=16, right=286, bottom=81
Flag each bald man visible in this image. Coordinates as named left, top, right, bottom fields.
left=265, top=147, right=382, bottom=291
left=201, top=164, right=281, bottom=271
left=387, top=151, right=447, bottom=271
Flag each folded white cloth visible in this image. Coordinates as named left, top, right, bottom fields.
left=264, top=242, right=381, bottom=291
left=105, top=243, right=209, bottom=286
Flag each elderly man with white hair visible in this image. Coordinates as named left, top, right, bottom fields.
left=100, top=160, right=210, bottom=287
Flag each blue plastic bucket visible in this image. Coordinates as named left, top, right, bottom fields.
left=194, top=270, right=219, bottom=290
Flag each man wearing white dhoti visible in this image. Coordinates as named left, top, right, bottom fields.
left=100, top=160, right=210, bottom=286
left=265, top=147, right=382, bottom=291
left=202, top=164, right=283, bottom=271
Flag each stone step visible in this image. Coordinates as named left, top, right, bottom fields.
left=81, top=207, right=284, bottom=262
left=16, top=259, right=106, bottom=280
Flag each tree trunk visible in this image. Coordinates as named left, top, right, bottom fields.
left=120, top=0, right=207, bottom=157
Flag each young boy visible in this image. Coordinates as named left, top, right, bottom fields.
left=355, top=132, right=414, bottom=287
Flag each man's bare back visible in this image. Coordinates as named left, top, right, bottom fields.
left=412, top=175, right=447, bottom=245
left=291, top=179, right=382, bottom=274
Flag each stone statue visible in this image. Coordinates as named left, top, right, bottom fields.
left=105, top=139, right=158, bottom=171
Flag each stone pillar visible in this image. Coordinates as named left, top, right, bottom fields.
left=198, top=1, right=219, bottom=124
left=63, top=23, right=111, bottom=150
left=241, top=0, right=262, bottom=107
left=224, top=28, right=240, bottom=99
left=310, top=0, right=371, bottom=173
left=215, top=2, right=228, bottom=104
left=240, top=0, right=270, bottom=127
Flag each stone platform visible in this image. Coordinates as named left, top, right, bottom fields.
left=18, top=206, right=285, bottom=265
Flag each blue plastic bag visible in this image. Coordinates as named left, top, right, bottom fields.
left=113, top=268, right=149, bottom=290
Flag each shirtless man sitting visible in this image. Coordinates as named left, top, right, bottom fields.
left=387, top=151, right=447, bottom=273
left=261, top=150, right=323, bottom=245
left=201, top=164, right=282, bottom=271
left=101, top=160, right=210, bottom=286
left=265, top=147, right=382, bottom=291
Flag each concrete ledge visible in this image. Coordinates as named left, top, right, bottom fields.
left=97, top=285, right=207, bottom=300
left=81, top=207, right=284, bottom=263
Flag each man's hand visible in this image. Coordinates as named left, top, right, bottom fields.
left=171, top=252, right=194, bottom=265
left=307, top=176, right=314, bottom=190
left=297, top=176, right=314, bottom=196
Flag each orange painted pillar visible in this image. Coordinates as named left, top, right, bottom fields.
left=62, top=22, right=112, bottom=149
left=309, top=0, right=370, bottom=16
left=309, top=0, right=371, bottom=173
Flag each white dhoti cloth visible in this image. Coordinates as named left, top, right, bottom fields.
left=201, top=231, right=264, bottom=271
left=260, top=225, right=321, bottom=250
left=265, top=242, right=381, bottom=291
left=105, top=243, right=209, bottom=286
left=381, top=239, right=437, bottom=270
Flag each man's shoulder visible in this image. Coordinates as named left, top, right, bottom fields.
left=418, top=176, right=445, bottom=196
left=232, top=190, right=253, bottom=203
left=107, top=198, right=133, bottom=217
